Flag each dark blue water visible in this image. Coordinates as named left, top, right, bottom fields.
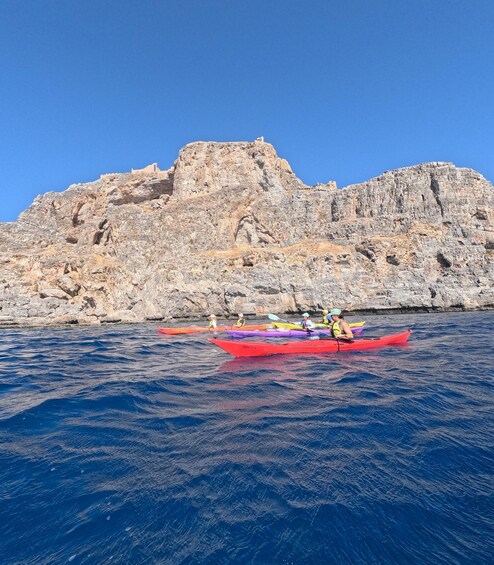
left=0, top=312, right=493, bottom=564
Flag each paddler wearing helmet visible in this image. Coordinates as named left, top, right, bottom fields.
left=325, top=309, right=353, bottom=340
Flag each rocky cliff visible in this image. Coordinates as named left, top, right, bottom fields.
left=1, top=140, right=493, bottom=327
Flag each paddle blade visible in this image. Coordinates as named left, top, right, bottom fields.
left=268, top=313, right=282, bottom=321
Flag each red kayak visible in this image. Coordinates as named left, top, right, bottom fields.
left=209, top=330, right=412, bottom=357
left=157, top=324, right=269, bottom=335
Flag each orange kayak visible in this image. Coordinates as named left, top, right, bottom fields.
left=157, top=324, right=270, bottom=335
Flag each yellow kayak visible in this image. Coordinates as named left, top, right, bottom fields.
left=272, top=321, right=366, bottom=330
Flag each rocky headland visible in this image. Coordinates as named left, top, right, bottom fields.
left=1, top=140, right=493, bottom=327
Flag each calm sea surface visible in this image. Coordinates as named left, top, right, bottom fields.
left=0, top=312, right=493, bottom=564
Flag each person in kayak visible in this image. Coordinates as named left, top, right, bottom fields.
left=236, top=313, right=246, bottom=327
left=301, top=312, right=315, bottom=333
left=326, top=309, right=353, bottom=340
left=209, top=314, right=218, bottom=332
left=321, top=309, right=330, bottom=325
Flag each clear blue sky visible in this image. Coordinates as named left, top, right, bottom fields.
left=1, top=0, right=493, bottom=221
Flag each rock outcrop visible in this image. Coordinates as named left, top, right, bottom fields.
left=1, top=140, right=493, bottom=327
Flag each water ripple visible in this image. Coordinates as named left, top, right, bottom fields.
left=0, top=312, right=493, bottom=563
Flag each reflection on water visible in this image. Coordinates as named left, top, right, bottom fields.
left=0, top=312, right=493, bottom=563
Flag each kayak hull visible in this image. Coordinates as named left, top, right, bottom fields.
left=273, top=321, right=366, bottom=330
left=157, top=324, right=269, bottom=335
left=210, top=330, right=412, bottom=357
left=225, top=326, right=364, bottom=338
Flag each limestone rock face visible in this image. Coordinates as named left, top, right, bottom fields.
left=0, top=140, right=493, bottom=327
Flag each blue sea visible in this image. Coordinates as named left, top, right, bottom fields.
left=0, top=312, right=493, bottom=564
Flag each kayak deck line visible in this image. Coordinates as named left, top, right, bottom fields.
left=209, top=330, right=412, bottom=357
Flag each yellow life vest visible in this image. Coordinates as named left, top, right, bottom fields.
left=236, top=318, right=245, bottom=327
left=321, top=316, right=330, bottom=325
left=331, top=320, right=342, bottom=337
